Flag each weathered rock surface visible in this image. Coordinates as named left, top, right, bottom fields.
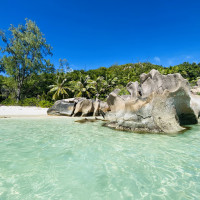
left=190, top=94, right=200, bottom=118
left=99, top=101, right=110, bottom=113
left=191, top=86, right=200, bottom=95
left=73, top=99, right=94, bottom=116
left=190, top=79, right=200, bottom=95
left=47, top=98, right=108, bottom=117
left=47, top=98, right=85, bottom=116
left=105, top=69, right=198, bottom=134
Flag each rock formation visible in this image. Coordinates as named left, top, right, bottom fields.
left=47, top=98, right=85, bottom=116
left=73, top=99, right=95, bottom=116
left=47, top=97, right=108, bottom=117
left=105, top=69, right=198, bottom=134
left=191, top=79, right=200, bottom=95
left=190, top=94, right=200, bottom=118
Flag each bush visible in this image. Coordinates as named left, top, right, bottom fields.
left=1, top=97, right=53, bottom=108
left=1, top=98, right=19, bottom=106
left=38, top=100, right=53, bottom=108
left=21, top=98, right=39, bottom=106
left=118, top=88, right=130, bottom=96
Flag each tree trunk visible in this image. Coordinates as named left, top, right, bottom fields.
left=16, top=85, right=22, bottom=103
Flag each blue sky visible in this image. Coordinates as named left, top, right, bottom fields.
left=0, top=0, right=200, bottom=70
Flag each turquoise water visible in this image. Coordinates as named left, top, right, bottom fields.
left=0, top=118, right=200, bottom=200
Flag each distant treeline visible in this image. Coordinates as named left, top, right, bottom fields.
left=1, top=62, right=200, bottom=107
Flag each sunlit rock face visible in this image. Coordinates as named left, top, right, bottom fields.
left=105, top=69, right=198, bottom=134
left=190, top=94, right=200, bottom=118
left=73, top=99, right=95, bottom=117
left=191, top=79, right=200, bottom=95
left=47, top=98, right=109, bottom=117
left=47, top=98, right=85, bottom=116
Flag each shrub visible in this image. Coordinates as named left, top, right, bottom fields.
left=21, top=98, right=39, bottom=106
left=1, top=97, right=53, bottom=108
left=38, top=100, right=53, bottom=108
left=1, top=98, right=19, bottom=106
left=118, top=88, right=130, bottom=96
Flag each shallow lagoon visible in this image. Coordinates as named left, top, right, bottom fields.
left=0, top=118, right=200, bottom=199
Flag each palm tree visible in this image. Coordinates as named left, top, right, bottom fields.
left=49, top=76, right=70, bottom=100
left=95, top=76, right=108, bottom=99
left=105, top=74, right=118, bottom=90
left=70, top=75, right=96, bottom=98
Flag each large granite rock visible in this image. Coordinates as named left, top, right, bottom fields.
left=73, top=99, right=94, bottom=117
left=47, top=98, right=85, bottom=116
left=47, top=97, right=108, bottom=117
left=105, top=69, right=198, bottom=134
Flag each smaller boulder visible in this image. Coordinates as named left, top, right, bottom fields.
left=47, top=100, right=75, bottom=116
left=191, top=86, right=200, bottom=95
left=93, top=99, right=100, bottom=116
left=73, top=99, right=94, bottom=116
left=190, top=94, right=200, bottom=118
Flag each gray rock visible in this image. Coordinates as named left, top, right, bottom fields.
left=190, top=79, right=200, bottom=95
left=47, top=98, right=85, bottom=116
left=47, top=100, right=75, bottom=116
left=93, top=99, right=100, bottom=116
left=197, top=79, right=200, bottom=87
left=190, top=94, right=200, bottom=118
left=105, top=69, right=198, bottom=134
left=48, top=97, right=107, bottom=117
left=73, top=99, right=94, bottom=117
left=99, top=101, right=109, bottom=113
left=99, top=101, right=109, bottom=118
left=127, top=81, right=140, bottom=100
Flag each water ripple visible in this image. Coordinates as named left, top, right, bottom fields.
left=0, top=118, right=200, bottom=199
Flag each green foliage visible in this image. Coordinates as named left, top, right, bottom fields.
left=21, top=98, right=40, bottom=106
left=1, top=98, right=19, bottom=106
left=38, top=100, right=53, bottom=108
left=0, top=59, right=4, bottom=72
left=2, top=60, right=200, bottom=104
left=0, top=19, right=54, bottom=101
left=22, top=73, right=55, bottom=101
left=49, top=75, right=71, bottom=100
left=1, top=97, right=53, bottom=108
left=70, top=75, right=96, bottom=99
left=118, top=88, right=130, bottom=96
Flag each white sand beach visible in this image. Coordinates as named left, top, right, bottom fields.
left=0, top=106, right=48, bottom=117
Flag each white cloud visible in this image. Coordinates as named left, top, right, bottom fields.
left=154, top=56, right=161, bottom=63
left=185, top=55, right=192, bottom=59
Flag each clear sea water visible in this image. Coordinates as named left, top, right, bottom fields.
left=0, top=118, right=200, bottom=200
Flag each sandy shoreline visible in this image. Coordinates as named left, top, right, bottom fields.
left=0, top=106, right=102, bottom=120
left=0, top=106, right=49, bottom=117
